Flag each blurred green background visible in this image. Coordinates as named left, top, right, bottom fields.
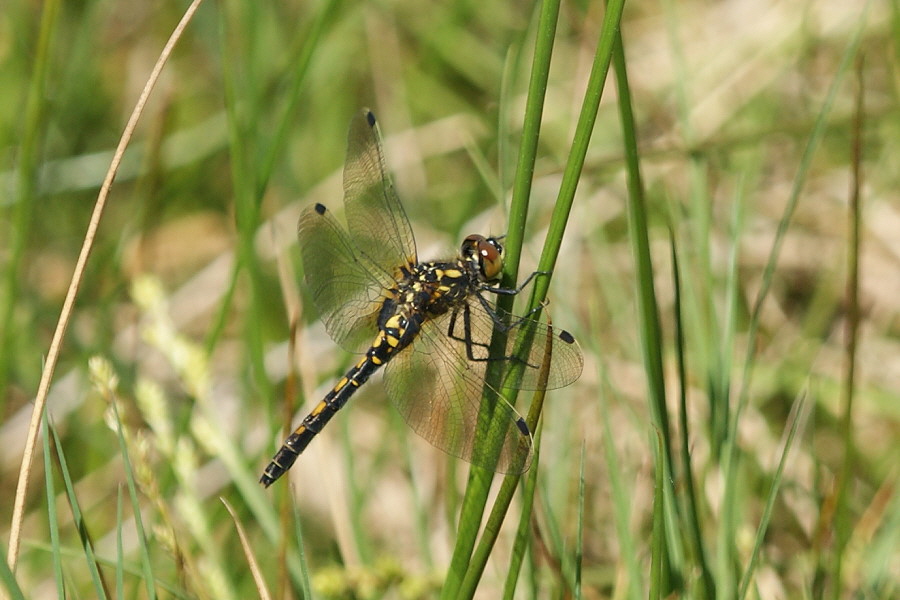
left=1, top=0, right=897, bottom=598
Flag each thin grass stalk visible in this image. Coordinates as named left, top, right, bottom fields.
left=6, top=0, right=206, bottom=571
left=737, top=391, right=808, bottom=599
left=611, top=8, right=671, bottom=478
left=502, top=425, right=541, bottom=600
left=722, top=11, right=867, bottom=594
left=445, top=0, right=625, bottom=595
left=503, top=414, right=548, bottom=599
left=290, top=494, right=314, bottom=599
left=257, top=0, right=336, bottom=193
left=659, top=0, right=727, bottom=456
left=0, top=0, right=59, bottom=406
left=500, top=0, right=563, bottom=275
left=720, top=180, right=746, bottom=458
left=538, top=474, right=570, bottom=592
left=459, top=317, right=557, bottom=597
left=396, top=417, right=437, bottom=570
left=107, top=387, right=158, bottom=599
left=205, top=0, right=335, bottom=355
left=649, top=432, right=665, bottom=600
left=612, top=14, right=681, bottom=594
left=441, top=0, right=562, bottom=594
left=342, top=416, right=375, bottom=564
left=115, top=487, right=125, bottom=598
left=599, top=379, right=643, bottom=600
left=574, top=446, right=585, bottom=600
left=664, top=0, right=737, bottom=462
left=223, top=498, right=273, bottom=600
left=51, top=422, right=111, bottom=598
left=217, top=1, right=271, bottom=404
left=524, top=0, right=624, bottom=306
left=457, top=428, right=530, bottom=596
left=0, top=554, right=25, bottom=599
left=830, top=53, right=865, bottom=600
left=204, top=264, right=241, bottom=355
left=42, top=413, right=65, bottom=600
left=670, top=232, right=715, bottom=598
left=497, top=47, right=521, bottom=200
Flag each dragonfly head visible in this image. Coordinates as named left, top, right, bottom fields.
left=461, top=234, right=504, bottom=282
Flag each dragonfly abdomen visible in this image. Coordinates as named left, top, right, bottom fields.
left=259, top=319, right=409, bottom=487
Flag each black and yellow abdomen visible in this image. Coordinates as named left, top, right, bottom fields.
left=260, top=310, right=414, bottom=487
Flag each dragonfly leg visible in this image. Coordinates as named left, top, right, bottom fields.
left=447, top=307, right=492, bottom=360
left=483, top=269, right=550, bottom=296
left=448, top=304, right=541, bottom=369
left=474, top=291, right=548, bottom=331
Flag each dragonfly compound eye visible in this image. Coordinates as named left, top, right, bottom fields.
left=461, top=234, right=501, bottom=280
left=477, top=237, right=504, bottom=281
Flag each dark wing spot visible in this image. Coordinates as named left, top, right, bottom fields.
left=515, top=418, right=530, bottom=436
left=559, top=330, right=576, bottom=344
left=365, top=110, right=377, bottom=127
left=314, top=203, right=327, bottom=215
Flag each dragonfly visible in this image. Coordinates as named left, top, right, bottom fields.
left=260, top=109, right=583, bottom=487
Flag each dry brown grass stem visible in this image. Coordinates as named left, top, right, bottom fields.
left=5, top=0, right=207, bottom=574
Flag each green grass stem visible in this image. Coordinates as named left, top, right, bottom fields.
left=0, top=0, right=60, bottom=406
left=50, top=421, right=111, bottom=598
left=42, top=412, right=65, bottom=600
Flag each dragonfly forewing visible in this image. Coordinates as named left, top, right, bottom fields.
left=297, top=202, right=393, bottom=353
left=343, top=109, right=417, bottom=278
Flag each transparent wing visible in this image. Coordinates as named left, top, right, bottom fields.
left=384, top=313, right=533, bottom=473
left=297, top=202, right=394, bottom=353
left=343, top=109, right=418, bottom=276
left=467, top=302, right=584, bottom=391
left=383, top=298, right=582, bottom=473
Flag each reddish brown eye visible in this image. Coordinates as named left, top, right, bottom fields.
left=461, top=234, right=504, bottom=280
left=478, top=239, right=503, bottom=280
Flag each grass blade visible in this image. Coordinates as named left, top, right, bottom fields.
left=574, top=445, right=585, bottom=600
left=459, top=311, right=558, bottom=597
left=0, top=551, right=26, bottom=600
left=829, top=51, right=865, bottom=597
left=723, top=6, right=869, bottom=593
left=0, top=0, right=60, bottom=404
left=737, top=391, right=809, bottom=598
left=115, top=486, right=125, bottom=598
left=42, top=410, right=65, bottom=599
left=50, top=420, right=111, bottom=598
left=670, top=232, right=715, bottom=598
left=100, top=364, right=159, bottom=600
left=222, top=498, right=272, bottom=600
left=290, top=496, right=314, bottom=600
left=600, top=380, right=643, bottom=600
left=441, top=0, right=564, bottom=594
left=649, top=431, right=666, bottom=600
left=445, top=0, right=625, bottom=596
left=612, top=10, right=681, bottom=594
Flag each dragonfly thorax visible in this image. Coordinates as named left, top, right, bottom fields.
left=460, top=234, right=504, bottom=283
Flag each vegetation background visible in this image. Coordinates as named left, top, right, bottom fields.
left=1, top=0, right=896, bottom=598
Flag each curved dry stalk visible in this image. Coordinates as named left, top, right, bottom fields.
left=6, top=0, right=207, bottom=573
